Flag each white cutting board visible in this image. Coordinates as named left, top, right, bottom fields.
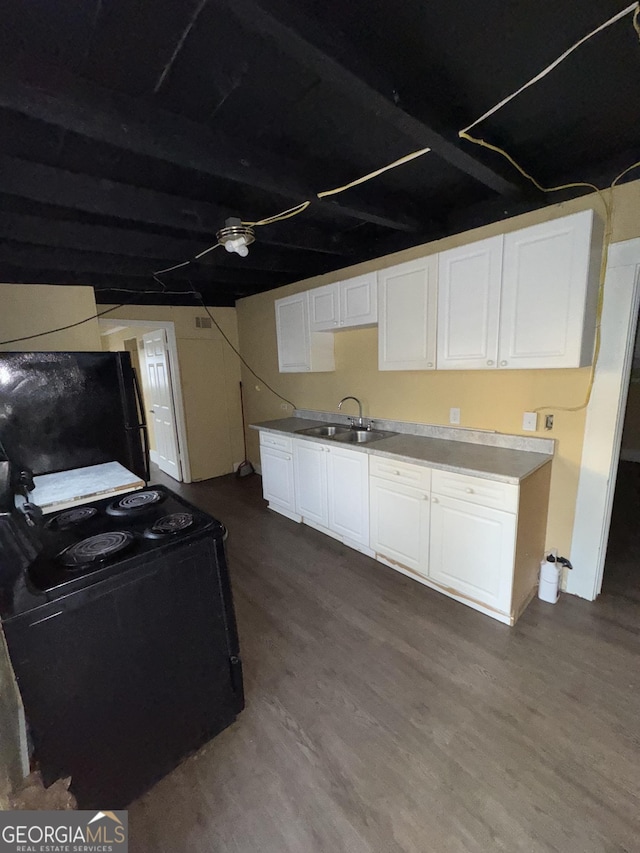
left=29, top=462, right=145, bottom=514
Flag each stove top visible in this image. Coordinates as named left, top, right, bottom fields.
left=20, top=485, right=225, bottom=604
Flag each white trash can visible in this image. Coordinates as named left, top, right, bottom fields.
left=538, top=557, right=561, bottom=603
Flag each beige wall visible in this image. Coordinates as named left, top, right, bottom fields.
left=0, top=284, right=100, bottom=351
left=236, top=179, right=640, bottom=557
left=97, top=305, right=245, bottom=482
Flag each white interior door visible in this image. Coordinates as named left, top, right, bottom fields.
left=143, top=330, right=181, bottom=480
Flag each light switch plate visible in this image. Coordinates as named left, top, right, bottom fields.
left=449, top=407, right=460, bottom=425
left=523, top=411, right=537, bottom=431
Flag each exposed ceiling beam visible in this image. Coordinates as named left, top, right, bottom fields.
left=216, top=0, right=523, bottom=197
left=0, top=66, right=422, bottom=233
left=0, top=155, right=347, bottom=255
left=0, top=211, right=326, bottom=275
left=0, top=241, right=293, bottom=287
left=0, top=268, right=269, bottom=307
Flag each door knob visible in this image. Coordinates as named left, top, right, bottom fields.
left=149, top=409, right=155, bottom=413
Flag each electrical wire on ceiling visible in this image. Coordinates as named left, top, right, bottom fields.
left=453, top=1, right=640, bottom=414
left=5, top=0, right=640, bottom=418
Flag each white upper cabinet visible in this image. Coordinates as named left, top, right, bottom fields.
left=309, top=273, right=377, bottom=332
left=275, top=292, right=335, bottom=373
left=499, top=209, right=602, bottom=369
left=437, top=236, right=503, bottom=370
left=378, top=255, right=438, bottom=371
left=340, top=273, right=377, bottom=328
left=437, top=210, right=602, bottom=371
left=308, top=284, right=340, bottom=331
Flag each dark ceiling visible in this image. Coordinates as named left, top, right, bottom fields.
left=0, top=0, right=638, bottom=306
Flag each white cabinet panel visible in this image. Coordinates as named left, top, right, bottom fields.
left=309, top=274, right=377, bottom=332
left=437, top=236, right=503, bottom=369
left=378, top=256, right=438, bottom=370
left=370, top=477, right=430, bottom=576
left=260, top=446, right=295, bottom=514
left=429, top=495, right=516, bottom=614
left=293, top=440, right=328, bottom=527
left=309, top=283, right=340, bottom=331
left=275, top=292, right=335, bottom=373
left=340, top=272, right=377, bottom=327
left=499, top=210, right=602, bottom=369
left=327, top=446, right=369, bottom=546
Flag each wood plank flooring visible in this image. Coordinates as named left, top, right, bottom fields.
left=129, top=470, right=640, bottom=853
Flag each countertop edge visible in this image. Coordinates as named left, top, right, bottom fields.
left=251, top=421, right=553, bottom=484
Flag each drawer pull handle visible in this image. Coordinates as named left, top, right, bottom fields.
left=432, top=496, right=439, bottom=503
left=466, top=487, right=474, bottom=494
left=500, top=360, right=508, bottom=366
left=487, top=360, right=494, bottom=366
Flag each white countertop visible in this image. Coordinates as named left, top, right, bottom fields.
left=251, top=417, right=553, bottom=484
left=28, top=462, right=145, bottom=514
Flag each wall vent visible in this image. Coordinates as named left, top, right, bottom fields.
left=195, top=316, right=212, bottom=329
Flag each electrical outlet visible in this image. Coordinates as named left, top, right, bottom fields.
left=449, top=407, right=460, bottom=425
left=544, top=414, right=554, bottom=430
left=522, top=412, right=537, bottom=431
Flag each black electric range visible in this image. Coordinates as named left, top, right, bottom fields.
left=23, top=485, right=226, bottom=606
left=1, top=484, right=244, bottom=808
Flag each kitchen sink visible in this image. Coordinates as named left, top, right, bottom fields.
left=332, top=429, right=396, bottom=444
left=295, top=424, right=351, bottom=437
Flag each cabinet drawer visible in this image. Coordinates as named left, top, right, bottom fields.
left=259, top=432, right=293, bottom=453
left=370, top=455, right=431, bottom=490
left=431, top=469, right=518, bottom=513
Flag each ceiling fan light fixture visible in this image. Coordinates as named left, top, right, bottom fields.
left=216, top=217, right=255, bottom=258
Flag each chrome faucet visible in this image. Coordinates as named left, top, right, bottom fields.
left=338, top=396, right=367, bottom=429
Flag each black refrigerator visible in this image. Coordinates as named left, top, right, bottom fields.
left=0, top=351, right=149, bottom=481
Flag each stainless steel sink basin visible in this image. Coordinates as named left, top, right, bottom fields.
left=332, top=429, right=396, bottom=444
left=295, top=424, right=351, bottom=438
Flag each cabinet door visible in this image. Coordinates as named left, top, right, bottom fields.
left=378, top=256, right=438, bottom=370
left=260, top=446, right=295, bottom=512
left=370, top=477, right=430, bottom=575
left=340, top=273, right=377, bottom=328
left=499, top=210, right=601, bottom=369
left=327, top=446, right=369, bottom=545
left=309, top=283, right=340, bottom=331
left=275, top=293, right=310, bottom=372
left=437, top=236, right=502, bottom=369
left=429, top=495, right=515, bottom=614
left=293, top=440, right=328, bottom=527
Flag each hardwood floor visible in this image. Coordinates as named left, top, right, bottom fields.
left=129, top=469, right=640, bottom=853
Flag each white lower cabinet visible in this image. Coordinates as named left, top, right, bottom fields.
left=291, top=439, right=370, bottom=550
left=327, top=445, right=370, bottom=547
left=428, top=495, right=515, bottom=615
left=259, top=430, right=551, bottom=625
left=294, top=440, right=329, bottom=528
left=370, top=478, right=430, bottom=576
left=259, top=433, right=296, bottom=518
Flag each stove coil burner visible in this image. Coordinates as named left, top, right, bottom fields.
left=47, top=507, right=98, bottom=530
left=145, top=512, right=194, bottom=539
left=106, top=489, right=165, bottom=517
left=59, top=531, right=135, bottom=569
